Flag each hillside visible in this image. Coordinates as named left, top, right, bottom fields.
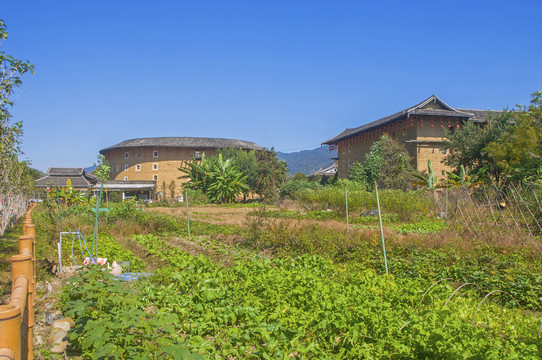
left=277, top=146, right=337, bottom=175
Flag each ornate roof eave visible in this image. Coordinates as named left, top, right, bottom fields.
left=322, top=95, right=480, bottom=146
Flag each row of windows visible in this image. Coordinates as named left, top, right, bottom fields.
left=123, top=150, right=202, bottom=159
left=124, top=151, right=159, bottom=159
left=123, top=175, right=159, bottom=181
left=116, top=164, right=159, bottom=172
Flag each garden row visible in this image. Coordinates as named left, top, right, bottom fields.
left=61, top=232, right=541, bottom=359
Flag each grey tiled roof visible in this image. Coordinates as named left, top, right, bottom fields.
left=323, top=95, right=499, bottom=145
left=100, top=137, right=263, bottom=154
left=105, top=180, right=155, bottom=185
left=48, top=167, right=84, bottom=176
left=307, top=163, right=337, bottom=178
left=36, top=168, right=98, bottom=188
left=456, top=108, right=502, bottom=123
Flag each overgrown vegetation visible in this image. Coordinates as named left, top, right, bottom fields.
left=0, top=19, right=35, bottom=235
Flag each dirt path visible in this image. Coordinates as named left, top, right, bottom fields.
left=148, top=205, right=358, bottom=233
left=148, top=205, right=263, bottom=227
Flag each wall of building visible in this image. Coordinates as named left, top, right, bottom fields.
left=335, top=116, right=463, bottom=180
left=105, top=146, right=216, bottom=199
left=413, top=116, right=460, bottom=179
left=336, top=122, right=418, bottom=178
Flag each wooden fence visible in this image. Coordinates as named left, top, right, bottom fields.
left=0, top=205, right=36, bottom=360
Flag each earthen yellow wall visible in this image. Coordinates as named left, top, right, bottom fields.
left=335, top=116, right=458, bottom=179
left=413, top=117, right=457, bottom=179
left=105, top=147, right=216, bottom=198
left=336, top=124, right=418, bottom=178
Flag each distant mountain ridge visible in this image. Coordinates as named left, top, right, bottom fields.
left=277, top=147, right=337, bottom=176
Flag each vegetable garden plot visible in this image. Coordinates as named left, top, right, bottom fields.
left=62, top=233, right=542, bottom=359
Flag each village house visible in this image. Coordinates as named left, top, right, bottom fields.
left=36, top=167, right=98, bottom=190
left=35, top=167, right=156, bottom=200
left=99, top=137, right=263, bottom=200
left=322, top=95, right=499, bottom=179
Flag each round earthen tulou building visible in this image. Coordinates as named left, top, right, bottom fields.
left=99, top=137, right=262, bottom=200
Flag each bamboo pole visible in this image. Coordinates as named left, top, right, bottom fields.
left=0, top=204, right=36, bottom=360
left=9, top=254, right=31, bottom=360
left=22, top=223, right=36, bottom=292
left=18, top=235, right=34, bottom=360
left=0, top=304, right=21, bottom=360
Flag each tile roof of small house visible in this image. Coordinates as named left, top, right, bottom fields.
left=36, top=167, right=98, bottom=188
left=48, top=167, right=85, bottom=176
left=307, top=163, right=338, bottom=178
left=323, top=95, right=499, bottom=145
left=95, top=180, right=156, bottom=191
left=99, top=137, right=263, bottom=154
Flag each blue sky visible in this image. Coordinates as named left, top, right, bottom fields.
left=3, top=1, right=541, bottom=172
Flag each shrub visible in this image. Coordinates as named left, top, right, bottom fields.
left=279, top=180, right=322, bottom=199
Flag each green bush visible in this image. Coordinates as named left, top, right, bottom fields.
left=279, top=180, right=322, bottom=199
left=296, top=187, right=433, bottom=220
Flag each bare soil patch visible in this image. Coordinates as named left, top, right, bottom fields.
left=115, top=236, right=168, bottom=272
left=148, top=205, right=257, bottom=227
left=166, top=236, right=235, bottom=267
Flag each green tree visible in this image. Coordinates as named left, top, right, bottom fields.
left=348, top=135, right=415, bottom=190
left=0, top=20, right=34, bottom=192
left=254, top=148, right=288, bottom=200
left=445, top=92, right=542, bottom=184
left=485, top=91, right=542, bottom=183
left=93, top=155, right=111, bottom=183
left=0, top=20, right=34, bottom=235
left=444, top=111, right=511, bottom=182
left=219, top=147, right=288, bottom=200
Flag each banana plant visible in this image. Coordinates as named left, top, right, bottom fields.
left=444, top=165, right=488, bottom=188
left=413, top=160, right=445, bottom=190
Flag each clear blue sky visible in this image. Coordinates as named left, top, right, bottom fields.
left=3, top=0, right=541, bottom=172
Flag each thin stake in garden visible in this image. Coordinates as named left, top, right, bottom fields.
left=345, top=185, right=349, bottom=232
left=375, top=181, right=388, bottom=274
left=185, top=189, right=191, bottom=238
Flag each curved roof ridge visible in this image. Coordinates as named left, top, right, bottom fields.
left=100, top=136, right=263, bottom=154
